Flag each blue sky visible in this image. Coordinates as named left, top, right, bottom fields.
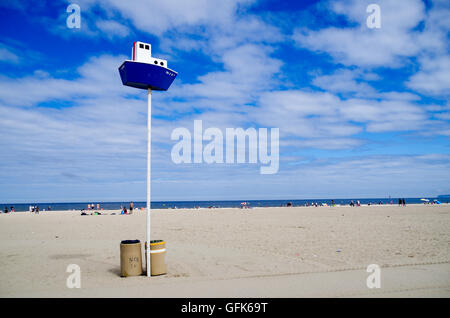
left=0, top=0, right=449, bottom=203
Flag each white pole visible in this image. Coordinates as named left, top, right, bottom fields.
left=146, top=88, right=152, bottom=277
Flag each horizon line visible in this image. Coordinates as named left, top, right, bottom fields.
left=1, top=196, right=447, bottom=205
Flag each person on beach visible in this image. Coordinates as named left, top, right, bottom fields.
left=130, top=201, right=133, bottom=211
left=402, top=198, right=406, bottom=206
left=3, top=206, right=8, bottom=213
left=398, top=198, right=402, bottom=206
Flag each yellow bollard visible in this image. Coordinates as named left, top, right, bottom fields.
left=145, top=240, right=167, bottom=276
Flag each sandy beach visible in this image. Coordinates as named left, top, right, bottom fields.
left=0, top=204, right=449, bottom=297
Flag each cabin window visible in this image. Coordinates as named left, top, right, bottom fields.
left=154, top=60, right=158, bottom=64
left=139, top=43, right=144, bottom=48
left=145, top=45, right=150, bottom=50
left=160, top=62, right=164, bottom=66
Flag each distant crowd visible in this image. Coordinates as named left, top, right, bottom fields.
left=282, top=198, right=409, bottom=207
left=80, top=202, right=136, bottom=215
left=2, top=206, right=15, bottom=213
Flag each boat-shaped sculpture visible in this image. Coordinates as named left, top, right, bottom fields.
left=118, top=41, right=177, bottom=91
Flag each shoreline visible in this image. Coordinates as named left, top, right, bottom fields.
left=2, top=197, right=447, bottom=213
left=2, top=202, right=448, bottom=215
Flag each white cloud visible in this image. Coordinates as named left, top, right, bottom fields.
left=312, top=69, right=376, bottom=95
left=293, top=0, right=426, bottom=67
left=341, top=99, right=427, bottom=132
left=405, top=1, right=450, bottom=96
left=0, top=47, right=19, bottom=64
left=132, top=154, right=450, bottom=200
left=282, top=138, right=364, bottom=150
left=76, top=0, right=255, bottom=35
left=167, top=44, right=282, bottom=112
left=250, top=88, right=435, bottom=148
left=293, top=0, right=450, bottom=100
left=407, top=55, right=450, bottom=96
left=95, top=20, right=130, bottom=38
left=0, top=54, right=127, bottom=107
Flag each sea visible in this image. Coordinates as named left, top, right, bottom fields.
left=1, top=197, right=446, bottom=212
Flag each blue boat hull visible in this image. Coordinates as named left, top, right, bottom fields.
left=118, top=61, right=177, bottom=91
